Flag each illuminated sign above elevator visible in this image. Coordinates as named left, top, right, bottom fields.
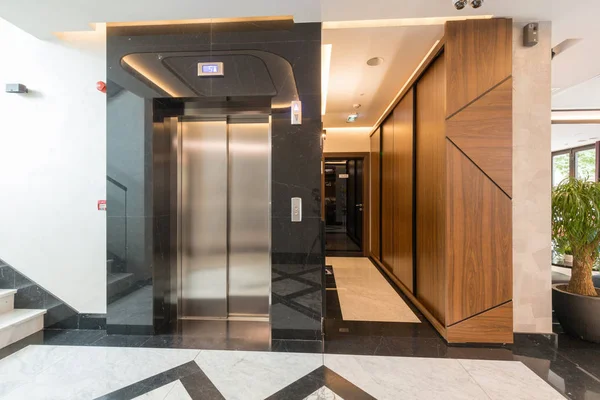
left=197, top=62, right=224, bottom=77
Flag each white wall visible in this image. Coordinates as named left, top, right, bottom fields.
left=0, top=18, right=106, bottom=313
left=323, top=128, right=371, bottom=154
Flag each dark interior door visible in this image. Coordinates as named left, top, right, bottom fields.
left=324, top=157, right=365, bottom=256
left=345, top=159, right=364, bottom=249
left=347, top=160, right=357, bottom=242
left=355, top=158, right=364, bottom=246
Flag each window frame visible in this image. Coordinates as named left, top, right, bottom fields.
left=552, top=144, right=597, bottom=185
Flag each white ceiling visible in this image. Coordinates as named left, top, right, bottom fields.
left=552, top=124, right=600, bottom=152
left=323, top=25, right=443, bottom=128
left=1, top=0, right=600, bottom=130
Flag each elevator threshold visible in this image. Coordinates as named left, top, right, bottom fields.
left=180, top=315, right=269, bottom=323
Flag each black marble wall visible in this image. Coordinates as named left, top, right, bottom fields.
left=107, top=20, right=323, bottom=340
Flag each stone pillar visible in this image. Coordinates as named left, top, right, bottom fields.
left=512, top=21, right=553, bottom=333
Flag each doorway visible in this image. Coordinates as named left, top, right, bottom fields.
left=323, top=153, right=369, bottom=257
left=167, top=104, right=272, bottom=322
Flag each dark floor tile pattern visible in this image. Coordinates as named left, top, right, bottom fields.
left=271, top=264, right=323, bottom=340
left=96, top=362, right=373, bottom=400
left=94, top=361, right=224, bottom=400
left=325, top=231, right=361, bottom=253
left=266, top=366, right=376, bottom=400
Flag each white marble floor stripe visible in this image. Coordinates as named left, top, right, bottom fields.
left=0, top=346, right=566, bottom=400
left=324, top=353, right=491, bottom=400
left=326, top=257, right=421, bottom=323
left=458, top=359, right=565, bottom=400
left=324, top=354, right=565, bottom=400
left=0, top=346, right=200, bottom=400
left=194, top=350, right=322, bottom=400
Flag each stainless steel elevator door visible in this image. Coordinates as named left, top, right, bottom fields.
left=181, top=120, right=228, bottom=318
left=179, top=115, right=271, bottom=320
left=228, top=120, right=271, bottom=317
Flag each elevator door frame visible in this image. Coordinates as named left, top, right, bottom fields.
left=173, top=111, right=272, bottom=322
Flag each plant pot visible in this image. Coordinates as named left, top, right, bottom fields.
left=553, top=284, right=600, bottom=343
left=564, top=254, right=574, bottom=264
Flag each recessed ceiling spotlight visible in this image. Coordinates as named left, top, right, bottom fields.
left=367, top=57, right=384, bottom=66
left=453, top=0, right=467, bottom=10
left=347, top=113, right=359, bottom=123
left=453, top=0, right=483, bottom=9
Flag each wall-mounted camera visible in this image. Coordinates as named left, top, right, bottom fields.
left=453, top=0, right=484, bottom=10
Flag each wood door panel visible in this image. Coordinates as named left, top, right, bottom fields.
left=416, top=54, right=447, bottom=324
left=446, top=301, right=513, bottom=344
left=392, top=89, right=414, bottom=292
left=381, top=117, right=395, bottom=271
left=445, top=141, right=512, bottom=325
left=370, top=130, right=381, bottom=259
left=447, top=78, right=513, bottom=197
left=445, top=18, right=512, bottom=118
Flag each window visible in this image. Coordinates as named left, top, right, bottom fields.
left=552, top=145, right=597, bottom=186
left=575, top=148, right=596, bottom=182
left=552, top=153, right=569, bottom=187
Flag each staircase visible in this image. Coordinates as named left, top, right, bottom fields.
left=0, top=289, right=45, bottom=349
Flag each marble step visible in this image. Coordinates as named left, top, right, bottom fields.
left=0, top=289, right=17, bottom=314
left=0, top=308, right=45, bottom=350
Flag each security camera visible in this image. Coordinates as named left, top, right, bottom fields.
left=470, top=0, right=484, bottom=8
left=453, top=0, right=467, bottom=10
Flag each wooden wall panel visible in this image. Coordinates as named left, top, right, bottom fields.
left=446, top=301, right=513, bottom=344
left=369, top=129, right=381, bottom=259
left=392, top=89, right=414, bottom=292
left=446, top=78, right=513, bottom=197
left=445, top=18, right=512, bottom=118
left=445, top=141, right=512, bottom=325
left=381, top=117, right=395, bottom=271
left=416, top=54, right=447, bottom=324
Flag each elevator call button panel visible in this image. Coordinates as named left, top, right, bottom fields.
left=291, top=197, right=302, bottom=222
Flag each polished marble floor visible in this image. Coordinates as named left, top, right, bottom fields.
left=0, top=345, right=565, bottom=399
left=2, top=256, right=600, bottom=399
left=327, top=257, right=420, bottom=323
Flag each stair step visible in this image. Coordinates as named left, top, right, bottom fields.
left=0, top=289, right=17, bottom=314
left=0, top=309, right=46, bottom=349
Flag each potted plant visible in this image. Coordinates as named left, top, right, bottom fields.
left=552, top=177, right=600, bottom=343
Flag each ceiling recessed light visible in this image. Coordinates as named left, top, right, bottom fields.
left=367, top=57, right=384, bottom=67
left=347, top=113, right=359, bottom=123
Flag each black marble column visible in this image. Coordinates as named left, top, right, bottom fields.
left=106, top=21, right=323, bottom=340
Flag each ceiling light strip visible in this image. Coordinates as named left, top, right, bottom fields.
left=322, top=44, right=333, bottom=116
left=552, top=109, right=600, bottom=124
left=322, top=15, right=493, bottom=30
left=369, top=39, right=443, bottom=136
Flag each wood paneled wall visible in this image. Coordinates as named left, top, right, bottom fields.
left=368, top=18, right=513, bottom=344
left=443, top=18, right=513, bottom=341
left=392, top=90, right=415, bottom=292
left=369, top=129, right=381, bottom=259
left=381, top=117, right=395, bottom=271
left=416, top=54, right=447, bottom=323
left=445, top=18, right=512, bottom=118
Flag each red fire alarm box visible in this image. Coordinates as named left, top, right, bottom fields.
left=98, top=200, right=107, bottom=211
